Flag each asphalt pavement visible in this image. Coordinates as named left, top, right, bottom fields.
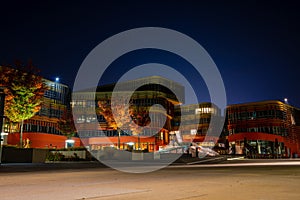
left=1, top=157, right=300, bottom=173
left=1, top=160, right=300, bottom=200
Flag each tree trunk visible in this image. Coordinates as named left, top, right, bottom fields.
left=117, top=128, right=121, bottom=149
left=19, top=120, right=24, bottom=148
left=138, top=135, right=141, bottom=150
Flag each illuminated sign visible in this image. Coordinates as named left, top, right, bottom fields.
left=190, top=129, right=197, bottom=135
left=195, top=107, right=213, bottom=114
left=175, top=131, right=182, bottom=143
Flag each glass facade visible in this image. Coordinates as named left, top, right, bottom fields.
left=5, top=79, right=70, bottom=135
left=172, top=103, right=224, bottom=147
left=227, top=100, right=300, bottom=157
left=72, top=76, right=184, bottom=151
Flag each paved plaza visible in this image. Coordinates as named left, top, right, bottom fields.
left=1, top=161, right=300, bottom=200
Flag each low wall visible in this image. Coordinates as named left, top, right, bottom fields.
left=51, top=150, right=86, bottom=159
left=7, top=132, right=82, bottom=148
left=1, top=147, right=49, bottom=163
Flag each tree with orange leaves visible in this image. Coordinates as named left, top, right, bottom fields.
left=57, top=109, right=77, bottom=139
left=0, top=63, right=47, bottom=147
left=97, top=99, right=150, bottom=133
left=128, top=105, right=150, bottom=135
left=97, top=99, right=150, bottom=149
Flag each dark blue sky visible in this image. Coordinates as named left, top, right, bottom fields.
left=1, top=0, right=300, bottom=106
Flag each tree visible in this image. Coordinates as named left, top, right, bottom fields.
left=97, top=99, right=150, bottom=149
left=0, top=63, right=47, bottom=147
left=97, top=99, right=131, bottom=149
left=57, top=109, right=77, bottom=139
left=128, top=105, right=150, bottom=150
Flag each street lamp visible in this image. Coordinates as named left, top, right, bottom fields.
left=0, top=87, right=6, bottom=165
left=117, top=128, right=121, bottom=149
left=65, top=139, right=75, bottom=148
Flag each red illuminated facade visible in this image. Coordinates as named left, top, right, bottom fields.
left=0, top=71, right=81, bottom=149
left=227, top=100, right=300, bottom=157
left=2, top=67, right=300, bottom=157
left=72, top=76, right=184, bottom=151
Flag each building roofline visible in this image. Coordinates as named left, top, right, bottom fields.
left=75, top=75, right=185, bottom=92
left=227, top=99, right=300, bottom=110
left=43, top=78, right=69, bottom=88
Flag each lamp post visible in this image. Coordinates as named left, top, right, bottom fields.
left=117, top=128, right=121, bottom=149
left=0, top=87, right=6, bottom=165
left=138, top=134, right=141, bottom=150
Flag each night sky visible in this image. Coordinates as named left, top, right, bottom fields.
left=1, top=1, right=300, bottom=106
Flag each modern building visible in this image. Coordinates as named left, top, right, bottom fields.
left=172, top=103, right=224, bottom=147
left=72, top=76, right=184, bottom=152
left=4, top=76, right=81, bottom=148
left=2, top=66, right=300, bottom=157
left=227, top=100, right=300, bottom=158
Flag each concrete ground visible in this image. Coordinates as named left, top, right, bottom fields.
left=1, top=161, right=300, bottom=200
